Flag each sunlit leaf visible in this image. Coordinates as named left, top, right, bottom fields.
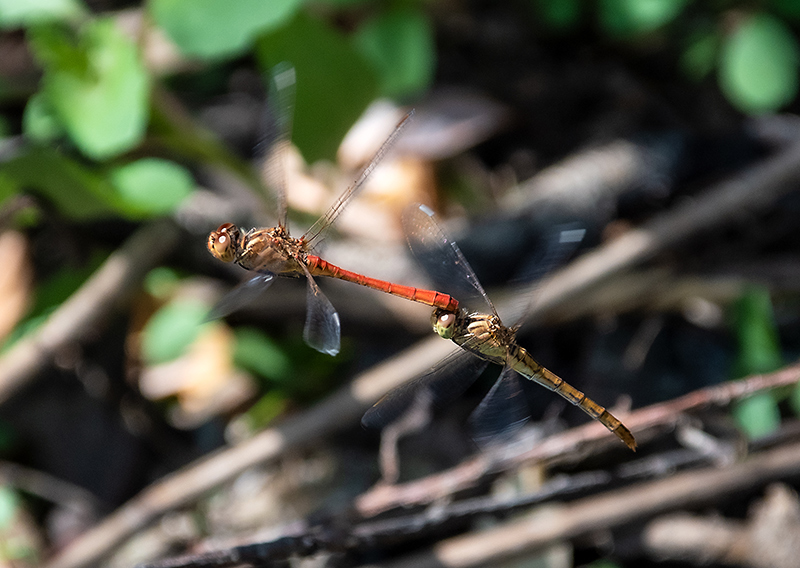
left=233, top=327, right=291, bottom=383
left=598, top=0, right=688, bottom=36
left=29, top=19, right=149, bottom=159
left=719, top=13, right=799, bottom=113
left=240, top=391, right=289, bottom=431
left=354, top=7, right=435, bottom=97
left=0, top=147, right=131, bottom=219
left=141, top=299, right=209, bottom=364
left=110, top=158, right=194, bottom=216
left=733, top=393, right=782, bottom=439
left=730, top=286, right=783, bottom=439
left=0, top=0, right=84, bottom=28
left=255, top=12, right=379, bottom=162
left=0, top=486, right=18, bottom=529
left=144, top=267, right=182, bottom=300
left=22, top=91, right=64, bottom=142
left=149, top=0, right=303, bottom=59
left=731, top=286, right=782, bottom=378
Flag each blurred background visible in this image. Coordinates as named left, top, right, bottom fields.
left=2, top=0, right=800, bottom=567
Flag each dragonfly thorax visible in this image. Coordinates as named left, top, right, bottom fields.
left=237, top=225, right=307, bottom=277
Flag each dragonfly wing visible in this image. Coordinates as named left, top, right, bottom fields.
left=207, top=273, right=276, bottom=320
left=303, top=111, right=414, bottom=248
left=469, top=367, right=529, bottom=449
left=507, top=224, right=586, bottom=328
left=301, top=268, right=341, bottom=356
left=403, top=204, right=495, bottom=315
left=259, top=63, right=296, bottom=230
left=362, top=351, right=490, bottom=430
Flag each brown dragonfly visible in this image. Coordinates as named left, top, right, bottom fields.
left=364, top=204, right=636, bottom=450
left=207, top=66, right=457, bottom=356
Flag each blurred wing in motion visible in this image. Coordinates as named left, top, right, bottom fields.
left=303, top=111, right=414, bottom=248
left=403, top=203, right=495, bottom=316
left=259, top=62, right=296, bottom=230
left=468, top=367, right=529, bottom=449
left=362, top=350, right=490, bottom=430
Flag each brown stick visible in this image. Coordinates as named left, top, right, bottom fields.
left=355, top=361, right=800, bottom=516
left=0, top=219, right=181, bottom=404
left=371, top=441, right=800, bottom=568
left=44, top=140, right=800, bottom=568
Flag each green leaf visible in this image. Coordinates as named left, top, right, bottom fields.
left=0, top=0, right=84, bottom=28
left=0, top=146, right=133, bottom=219
left=719, top=13, right=799, bottom=114
left=681, top=29, right=719, bottom=82
left=233, top=327, right=291, bottom=382
left=149, top=0, right=303, bottom=59
left=533, top=0, right=581, bottom=31
left=771, top=0, right=800, bottom=21
left=354, top=7, right=435, bottom=98
left=0, top=486, right=19, bottom=529
left=29, top=19, right=149, bottom=159
left=255, top=12, right=379, bottom=162
left=732, top=393, right=781, bottom=439
left=141, top=299, right=210, bottom=364
left=241, top=390, right=289, bottom=430
left=730, top=286, right=783, bottom=439
left=598, top=0, right=688, bottom=36
left=731, top=286, right=782, bottom=378
left=110, top=158, right=194, bottom=215
left=22, top=91, right=65, bottom=142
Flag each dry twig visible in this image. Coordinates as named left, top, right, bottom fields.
left=0, top=219, right=181, bottom=403
left=366, top=441, right=800, bottom=568
left=355, top=361, right=800, bottom=516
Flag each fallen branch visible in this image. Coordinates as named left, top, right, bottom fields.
left=371, top=441, right=800, bottom=568
left=0, top=219, right=181, bottom=403
left=355, top=361, right=800, bottom=516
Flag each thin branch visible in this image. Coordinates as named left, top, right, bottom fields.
left=45, top=140, right=800, bottom=568
left=0, top=219, right=181, bottom=404
left=354, top=361, right=800, bottom=516
left=369, top=440, right=800, bottom=568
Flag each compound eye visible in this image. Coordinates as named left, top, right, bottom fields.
left=207, top=223, right=240, bottom=263
left=432, top=310, right=457, bottom=339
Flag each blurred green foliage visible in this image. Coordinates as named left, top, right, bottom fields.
left=141, top=298, right=210, bottom=364
left=730, top=287, right=783, bottom=439
left=532, top=0, right=800, bottom=114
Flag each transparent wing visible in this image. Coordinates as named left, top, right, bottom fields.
left=303, top=111, right=414, bottom=248
left=468, top=367, right=529, bottom=449
left=403, top=203, right=495, bottom=315
left=504, top=224, right=586, bottom=329
left=362, top=350, right=490, bottom=430
left=300, top=265, right=340, bottom=356
left=207, top=274, right=276, bottom=320
left=259, top=62, right=296, bottom=230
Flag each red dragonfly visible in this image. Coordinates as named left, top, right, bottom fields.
left=207, top=66, right=458, bottom=356
left=363, top=204, right=636, bottom=450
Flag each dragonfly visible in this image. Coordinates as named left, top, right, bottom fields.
left=363, top=204, right=636, bottom=451
left=207, top=66, right=457, bottom=356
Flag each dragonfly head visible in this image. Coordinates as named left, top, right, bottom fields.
left=207, top=223, right=242, bottom=263
left=432, top=308, right=458, bottom=340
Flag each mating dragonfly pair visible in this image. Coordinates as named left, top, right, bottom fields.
left=206, top=72, right=636, bottom=451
